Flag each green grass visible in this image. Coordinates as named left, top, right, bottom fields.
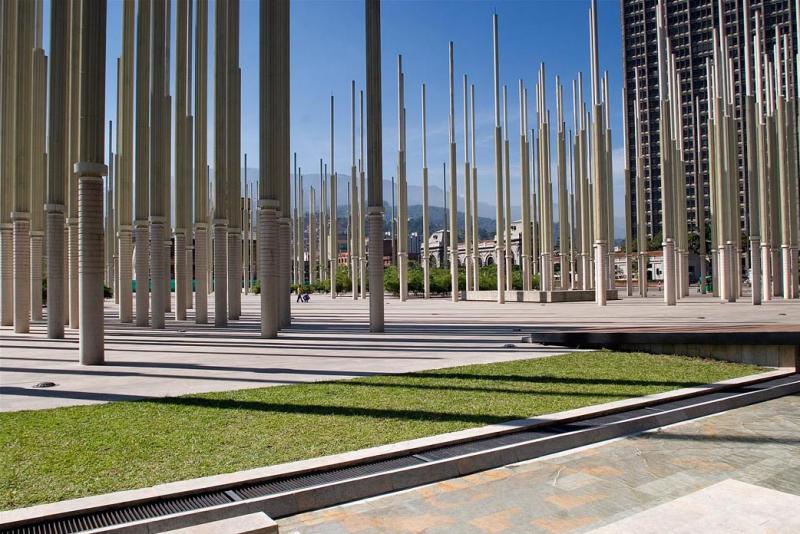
left=0, top=351, right=762, bottom=510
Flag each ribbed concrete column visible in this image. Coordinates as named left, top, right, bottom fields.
left=114, top=0, right=134, bottom=322
left=470, top=86, right=479, bottom=292
left=397, top=58, right=408, bottom=301
left=366, top=0, right=384, bottom=331
left=46, top=0, right=69, bottom=333
left=359, top=89, right=367, bottom=299
left=174, top=0, right=189, bottom=321
left=31, top=40, right=47, bottom=322
left=278, top=1, right=290, bottom=329
left=350, top=81, right=359, bottom=300
left=67, top=0, right=80, bottom=329
left=0, top=1, right=17, bottom=327
left=503, top=87, right=513, bottom=291
left=149, top=0, right=167, bottom=329
left=133, top=0, right=150, bottom=326
left=194, top=0, right=208, bottom=323
left=448, top=42, right=460, bottom=302
left=421, top=83, right=430, bottom=298
left=520, top=82, right=531, bottom=292
left=12, top=1, right=34, bottom=332
left=213, top=0, right=228, bottom=326
left=259, top=0, right=288, bottom=334
left=491, top=18, right=505, bottom=302
left=75, top=0, right=107, bottom=364
left=329, top=97, right=338, bottom=301
left=227, top=3, right=241, bottom=320
left=462, top=75, right=472, bottom=293
left=309, top=187, right=317, bottom=285
left=589, top=1, right=607, bottom=306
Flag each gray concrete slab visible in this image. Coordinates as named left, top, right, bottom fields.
left=588, top=479, right=800, bottom=534
left=1, top=293, right=797, bottom=412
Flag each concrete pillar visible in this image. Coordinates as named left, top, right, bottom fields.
left=309, top=186, right=316, bottom=284
left=520, top=82, right=531, bottom=291
left=31, top=40, right=46, bottom=322
left=227, top=3, right=241, bottom=320
left=259, top=0, right=288, bottom=336
left=350, top=81, right=359, bottom=299
left=491, top=17, right=505, bottom=302
left=329, top=96, right=338, bottom=300
left=12, top=1, right=34, bottom=333
left=421, top=83, right=431, bottom=298
left=462, top=75, right=472, bottom=293
left=655, top=1, right=674, bottom=305
left=133, top=0, right=151, bottom=327
left=359, top=89, right=367, bottom=299
left=173, top=0, right=189, bottom=321
left=366, top=0, right=384, bottom=331
left=470, top=85, right=479, bottom=292
left=194, top=0, right=208, bottom=323
left=556, top=80, right=569, bottom=291
left=45, top=0, right=69, bottom=337
left=397, top=57, right=408, bottom=301
left=149, top=0, right=168, bottom=329
left=75, top=0, right=107, bottom=364
left=503, top=86, right=513, bottom=292
left=446, top=42, right=460, bottom=301
left=213, top=0, right=228, bottom=327
left=0, top=2, right=17, bottom=328
left=633, top=69, right=648, bottom=297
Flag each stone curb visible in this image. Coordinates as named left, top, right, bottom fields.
left=0, top=368, right=792, bottom=530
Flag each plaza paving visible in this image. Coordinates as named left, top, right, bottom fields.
left=279, top=393, right=800, bottom=534
left=1, top=293, right=798, bottom=412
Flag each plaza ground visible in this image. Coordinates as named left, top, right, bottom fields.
left=279, top=393, right=800, bottom=533
left=1, top=292, right=798, bottom=412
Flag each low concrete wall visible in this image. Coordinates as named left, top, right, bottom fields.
left=463, top=289, right=619, bottom=303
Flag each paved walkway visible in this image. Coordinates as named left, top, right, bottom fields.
left=1, top=294, right=797, bottom=411
left=279, top=393, right=800, bottom=534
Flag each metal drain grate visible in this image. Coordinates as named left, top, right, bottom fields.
left=4, top=375, right=796, bottom=534
left=2, top=491, right=232, bottom=534
left=236, top=455, right=425, bottom=500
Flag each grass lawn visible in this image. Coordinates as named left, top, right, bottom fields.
left=0, top=351, right=763, bottom=510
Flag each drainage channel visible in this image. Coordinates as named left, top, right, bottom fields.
left=4, top=374, right=798, bottom=534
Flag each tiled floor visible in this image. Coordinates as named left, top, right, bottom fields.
left=279, top=394, right=800, bottom=533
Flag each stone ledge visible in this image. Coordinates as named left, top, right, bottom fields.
left=0, top=368, right=791, bottom=529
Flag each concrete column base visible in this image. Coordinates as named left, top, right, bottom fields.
left=45, top=208, right=66, bottom=338
left=150, top=220, right=166, bottom=329
left=258, top=204, right=278, bottom=338
left=279, top=218, right=290, bottom=328
left=175, top=231, right=187, bottom=320
left=399, top=252, right=408, bottom=301
left=213, top=221, right=228, bottom=327
left=13, top=214, right=32, bottom=333
left=521, top=254, right=531, bottom=291
left=134, top=223, right=149, bottom=326
left=69, top=219, right=79, bottom=328
left=594, top=242, right=607, bottom=306
left=750, top=239, right=762, bottom=305
left=78, top=176, right=105, bottom=365
left=164, top=241, right=171, bottom=313
left=0, top=224, right=12, bottom=326
left=194, top=225, right=208, bottom=324
left=367, top=209, right=384, bottom=332
left=31, top=232, right=43, bottom=321
left=761, top=244, right=772, bottom=301
left=186, top=246, right=194, bottom=310
left=663, top=239, right=676, bottom=306
left=496, top=248, right=505, bottom=304
left=638, top=253, right=648, bottom=297
left=118, top=228, right=133, bottom=322
left=228, top=230, right=241, bottom=320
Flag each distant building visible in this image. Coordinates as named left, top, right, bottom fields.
left=621, top=0, right=797, bottom=237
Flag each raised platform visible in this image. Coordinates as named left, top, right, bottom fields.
left=462, top=289, right=620, bottom=303
left=525, top=326, right=800, bottom=368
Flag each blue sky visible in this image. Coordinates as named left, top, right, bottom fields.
left=44, top=0, right=625, bottom=224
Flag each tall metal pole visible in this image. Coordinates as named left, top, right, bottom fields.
left=421, top=83, right=430, bottom=298
left=398, top=57, right=408, bottom=301
left=212, top=0, right=228, bottom=326
left=463, top=75, right=472, bottom=293
left=366, top=0, right=385, bottom=331
left=448, top=42, right=459, bottom=301
left=351, top=80, right=359, bottom=299
left=492, top=15, right=505, bottom=302
left=195, top=0, right=209, bottom=323
left=330, top=95, right=338, bottom=299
